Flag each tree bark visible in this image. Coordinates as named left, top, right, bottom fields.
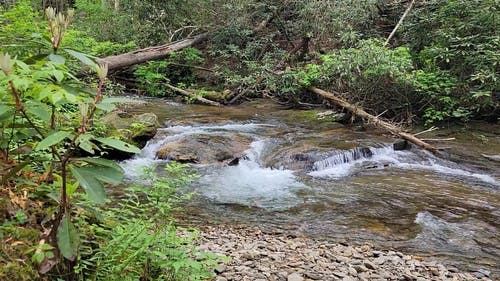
left=98, top=33, right=209, bottom=70
left=309, top=86, right=439, bottom=154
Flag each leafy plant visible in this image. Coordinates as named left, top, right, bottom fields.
left=405, top=0, right=500, bottom=119
left=75, top=163, right=226, bottom=281
left=0, top=7, right=140, bottom=272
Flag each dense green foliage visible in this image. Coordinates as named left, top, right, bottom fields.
left=134, top=48, right=205, bottom=97
left=0, top=0, right=498, bottom=278
left=75, top=164, right=225, bottom=280
left=406, top=0, right=499, bottom=121
left=0, top=4, right=222, bottom=280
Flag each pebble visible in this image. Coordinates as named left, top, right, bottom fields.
left=195, top=225, right=491, bottom=281
left=363, top=260, right=377, bottom=270
left=287, top=272, right=304, bottom=281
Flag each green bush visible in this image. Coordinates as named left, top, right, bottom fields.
left=0, top=0, right=45, bottom=57
left=75, top=163, right=226, bottom=281
left=405, top=0, right=500, bottom=119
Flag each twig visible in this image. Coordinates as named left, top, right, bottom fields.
left=420, top=138, right=455, bottom=142
left=413, top=126, right=438, bottom=136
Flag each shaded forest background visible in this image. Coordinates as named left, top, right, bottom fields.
left=2, top=0, right=499, bottom=125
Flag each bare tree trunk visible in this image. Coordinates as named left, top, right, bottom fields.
left=309, top=86, right=439, bottom=154
left=98, top=33, right=208, bottom=70
left=385, top=0, right=416, bottom=46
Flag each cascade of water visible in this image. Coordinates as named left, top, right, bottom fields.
left=120, top=122, right=277, bottom=179
left=198, top=139, right=306, bottom=209
left=309, top=144, right=499, bottom=186
left=312, top=145, right=393, bottom=171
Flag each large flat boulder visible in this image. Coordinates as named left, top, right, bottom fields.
left=156, top=134, right=252, bottom=165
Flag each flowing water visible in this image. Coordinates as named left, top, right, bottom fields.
left=122, top=98, right=500, bottom=273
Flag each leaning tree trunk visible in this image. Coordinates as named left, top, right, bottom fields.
left=309, top=87, right=439, bottom=154
left=98, top=33, right=208, bottom=71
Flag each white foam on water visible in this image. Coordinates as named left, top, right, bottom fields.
left=309, top=145, right=499, bottom=186
left=121, top=123, right=277, bottom=180
left=198, top=140, right=306, bottom=209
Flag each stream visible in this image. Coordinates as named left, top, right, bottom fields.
left=121, top=98, right=499, bottom=274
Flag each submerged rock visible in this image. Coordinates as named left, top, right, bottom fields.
left=156, top=134, right=252, bottom=164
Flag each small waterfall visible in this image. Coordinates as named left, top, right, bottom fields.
left=198, top=139, right=306, bottom=209
left=309, top=145, right=395, bottom=178
left=312, top=145, right=393, bottom=171
left=309, top=144, right=499, bottom=186
left=120, top=122, right=277, bottom=180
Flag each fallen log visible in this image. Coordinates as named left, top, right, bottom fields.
left=164, top=83, right=222, bottom=107
left=309, top=86, right=439, bottom=154
left=98, top=33, right=209, bottom=71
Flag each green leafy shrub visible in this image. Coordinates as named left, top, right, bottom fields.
left=1, top=8, right=141, bottom=276
left=405, top=0, right=500, bottom=119
left=0, top=0, right=45, bottom=57
left=75, top=163, right=226, bottom=281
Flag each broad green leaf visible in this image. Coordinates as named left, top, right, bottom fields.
left=48, top=54, right=65, bottom=65
left=77, top=140, right=95, bottom=154
left=36, top=86, right=53, bottom=101
left=15, top=60, right=30, bottom=71
left=95, top=102, right=116, bottom=112
left=53, top=70, right=64, bottom=82
left=57, top=214, right=79, bottom=260
left=26, top=104, right=51, bottom=122
left=64, top=49, right=98, bottom=69
left=64, top=92, right=78, bottom=103
left=87, top=166, right=123, bottom=185
left=0, top=105, right=14, bottom=121
left=74, top=157, right=122, bottom=172
left=70, top=165, right=106, bottom=204
left=50, top=90, right=64, bottom=104
left=36, top=131, right=72, bottom=151
left=95, top=137, right=141, bottom=154
left=75, top=134, right=96, bottom=154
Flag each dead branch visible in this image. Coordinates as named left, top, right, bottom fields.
left=164, top=83, right=222, bottom=107
left=413, top=126, right=438, bottom=136
left=385, top=0, right=416, bottom=45
left=420, top=138, right=456, bottom=142
left=309, top=86, right=439, bottom=154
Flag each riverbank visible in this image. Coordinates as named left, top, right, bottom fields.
left=197, top=225, right=493, bottom=281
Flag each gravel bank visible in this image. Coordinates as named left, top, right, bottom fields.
left=197, top=225, right=493, bottom=281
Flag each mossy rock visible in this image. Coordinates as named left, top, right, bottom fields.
left=102, top=111, right=159, bottom=148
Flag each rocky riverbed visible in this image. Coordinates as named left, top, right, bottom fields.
left=197, top=225, right=493, bottom=281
